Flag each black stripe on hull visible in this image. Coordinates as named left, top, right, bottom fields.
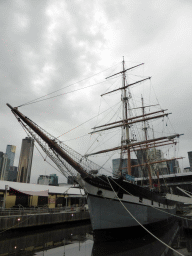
left=87, top=193, right=174, bottom=209
left=84, top=176, right=176, bottom=206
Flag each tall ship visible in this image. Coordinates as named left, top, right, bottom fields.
left=7, top=59, right=183, bottom=239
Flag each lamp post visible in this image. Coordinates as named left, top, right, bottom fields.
left=3, top=185, right=9, bottom=209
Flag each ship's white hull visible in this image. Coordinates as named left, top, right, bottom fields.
left=87, top=194, right=176, bottom=230
left=77, top=176, right=176, bottom=231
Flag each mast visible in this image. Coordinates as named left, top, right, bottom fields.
left=152, top=127, right=161, bottom=191
left=141, top=96, right=153, bottom=188
left=122, top=57, right=132, bottom=176
left=7, top=60, right=183, bottom=187
left=104, top=60, right=145, bottom=177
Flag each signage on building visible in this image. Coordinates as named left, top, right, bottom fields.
left=48, top=198, right=55, bottom=204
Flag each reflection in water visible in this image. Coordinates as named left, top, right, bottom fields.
left=92, top=222, right=179, bottom=256
left=1, top=220, right=192, bottom=255
left=0, top=221, right=93, bottom=256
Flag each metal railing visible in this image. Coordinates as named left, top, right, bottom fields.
left=0, top=205, right=88, bottom=216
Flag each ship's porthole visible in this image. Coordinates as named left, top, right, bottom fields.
left=97, top=190, right=102, bottom=196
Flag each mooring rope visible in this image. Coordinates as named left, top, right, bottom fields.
left=0, top=214, right=35, bottom=234
left=106, top=176, right=185, bottom=256
left=110, top=176, right=192, bottom=222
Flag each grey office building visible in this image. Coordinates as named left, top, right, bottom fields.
left=112, top=158, right=139, bottom=178
left=6, top=145, right=16, bottom=167
left=188, top=151, right=192, bottom=171
left=37, top=175, right=50, bottom=185
left=17, top=137, right=34, bottom=183
left=8, top=166, right=18, bottom=182
left=0, top=152, right=10, bottom=180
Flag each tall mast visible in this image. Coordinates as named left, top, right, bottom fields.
left=141, top=96, right=153, bottom=188
left=152, top=127, right=161, bottom=191
left=122, top=57, right=131, bottom=175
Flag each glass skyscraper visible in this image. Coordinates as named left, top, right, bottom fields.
left=112, top=158, right=139, bottom=178
left=17, top=137, right=34, bottom=183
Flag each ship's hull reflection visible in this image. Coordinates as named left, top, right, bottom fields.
left=92, top=221, right=180, bottom=256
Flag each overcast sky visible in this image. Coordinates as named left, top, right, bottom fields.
left=1, top=0, right=192, bottom=183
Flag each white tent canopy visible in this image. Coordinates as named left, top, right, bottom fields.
left=9, top=187, right=49, bottom=197
left=0, top=180, right=85, bottom=196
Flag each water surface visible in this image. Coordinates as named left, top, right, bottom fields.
left=0, top=220, right=192, bottom=256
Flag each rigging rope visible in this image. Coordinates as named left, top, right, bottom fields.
left=56, top=101, right=120, bottom=139
left=18, top=80, right=106, bottom=107
left=15, top=113, right=67, bottom=176
left=34, top=142, right=65, bottom=176
left=107, top=176, right=192, bottom=222
left=0, top=214, right=35, bottom=234
left=18, top=62, right=120, bottom=108
left=106, top=176, right=185, bottom=256
left=97, top=151, right=117, bottom=173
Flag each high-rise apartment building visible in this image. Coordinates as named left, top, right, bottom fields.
left=188, top=151, right=192, bottom=171
left=148, top=149, right=168, bottom=175
left=37, top=174, right=59, bottom=186
left=8, top=166, right=18, bottom=182
left=6, top=145, right=16, bottom=167
left=37, top=175, right=50, bottom=185
left=49, top=174, right=58, bottom=186
left=167, top=159, right=180, bottom=174
left=17, top=137, right=34, bottom=183
left=112, top=158, right=139, bottom=178
left=0, top=152, right=10, bottom=180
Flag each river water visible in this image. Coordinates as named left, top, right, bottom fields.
left=0, top=220, right=191, bottom=256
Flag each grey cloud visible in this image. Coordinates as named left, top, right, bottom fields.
left=1, top=0, right=192, bottom=182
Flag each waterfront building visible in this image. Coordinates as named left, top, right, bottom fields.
left=188, top=151, right=192, bottom=171
left=17, top=137, right=34, bottom=183
left=0, top=152, right=10, bottom=180
left=0, top=180, right=85, bottom=208
left=6, top=145, right=16, bottom=167
left=8, top=166, right=18, bottom=182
